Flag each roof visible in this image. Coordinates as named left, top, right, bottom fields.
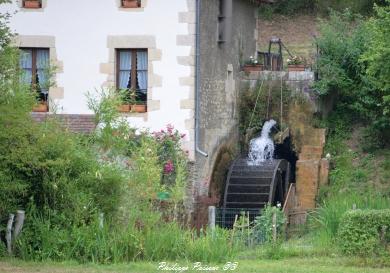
left=31, top=113, right=96, bottom=134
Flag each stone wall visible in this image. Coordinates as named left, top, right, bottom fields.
left=194, top=0, right=257, bottom=211
left=242, top=71, right=315, bottom=102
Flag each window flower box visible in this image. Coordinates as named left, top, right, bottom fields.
left=287, top=55, right=306, bottom=72
left=117, top=104, right=146, bottom=113
left=118, top=104, right=131, bottom=112
left=131, top=104, right=146, bottom=113
left=243, top=64, right=264, bottom=73
left=32, top=101, right=48, bottom=112
left=23, top=0, right=41, bottom=8
left=287, top=64, right=306, bottom=72
left=242, top=56, right=264, bottom=73
left=122, top=0, right=140, bottom=8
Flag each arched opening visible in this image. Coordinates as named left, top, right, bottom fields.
left=274, top=136, right=298, bottom=183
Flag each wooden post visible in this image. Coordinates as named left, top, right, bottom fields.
left=208, top=206, right=216, bottom=234
left=13, top=210, right=25, bottom=241
left=272, top=212, right=277, bottom=242
left=230, top=214, right=239, bottom=246
left=6, top=214, right=15, bottom=255
left=247, top=212, right=251, bottom=247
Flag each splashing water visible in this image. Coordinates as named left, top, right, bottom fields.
left=247, top=119, right=277, bottom=165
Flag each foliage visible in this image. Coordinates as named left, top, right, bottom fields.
left=120, top=88, right=137, bottom=105
left=86, top=88, right=133, bottom=152
left=253, top=205, right=286, bottom=244
left=186, top=228, right=240, bottom=263
left=314, top=10, right=368, bottom=97
left=311, top=193, right=390, bottom=242
left=361, top=3, right=390, bottom=138
left=310, top=121, right=390, bottom=247
left=338, top=209, right=390, bottom=255
left=257, top=0, right=387, bottom=18
left=258, top=0, right=316, bottom=18
left=16, top=206, right=239, bottom=263
left=232, top=212, right=253, bottom=246
left=153, top=124, right=187, bottom=188
left=315, top=8, right=390, bottom=147
left=0, top=108, right=126, bottom=224
left=316, top=0, right=388, bottom=15
left=128, top=134, right=164, bottom=201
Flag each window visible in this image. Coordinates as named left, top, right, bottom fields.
left=19, top=48, right=50, bottom=103
left=116, top=49, right=148, bottom=103
left=23, top=0, right=42, bottom=9
left=217, top=0, right=232, bottom=44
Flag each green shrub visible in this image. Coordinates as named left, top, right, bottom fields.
left=311, top=194, right=390, bottom=244
left=253, top=205, right=286, bottom=244
left=258, top=0, right=386, bottom=17
left=361, top=2, right=390, bottom=141
left=338, top=209, right=390, bottom=255
left=315, top=7, right=390, bottom=148
left=153, top=124, right=187, bottom=188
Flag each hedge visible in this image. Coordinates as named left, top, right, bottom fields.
left=338, top=209, right=390, bottom=256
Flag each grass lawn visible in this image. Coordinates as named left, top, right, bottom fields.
left=1, top=257, right=390, bottom=273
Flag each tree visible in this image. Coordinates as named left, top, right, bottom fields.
left=361, top=2, right=390, bottom=133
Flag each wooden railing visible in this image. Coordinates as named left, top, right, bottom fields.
left=282, top=183, right=296, bottom=222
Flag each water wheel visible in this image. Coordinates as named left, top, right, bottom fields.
left=221, top=158, right=290, bottom=227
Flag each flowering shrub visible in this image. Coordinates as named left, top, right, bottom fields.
left=153, top=124, right=187, bottom=186
left=164, top=160, right=175, bottom=174
left=286, top=55, right=304, bottom=65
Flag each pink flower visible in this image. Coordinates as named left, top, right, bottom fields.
left=166, top=124, right=174, bottom=134
left=163, top=160, right=174, bottom=174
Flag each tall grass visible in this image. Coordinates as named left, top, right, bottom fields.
left=310, top=191, right=390, bottom=246
left=15, top=211, right=241, bottom=264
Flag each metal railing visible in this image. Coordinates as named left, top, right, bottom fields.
left=215, top=207, right=262, bottom=228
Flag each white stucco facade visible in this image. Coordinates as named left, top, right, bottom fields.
left=1, top=0, right=196, bottom=158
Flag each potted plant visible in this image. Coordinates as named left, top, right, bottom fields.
left=287, top=56, right=306, bottom=72
left=32, top=101, right=48, bottom=112
left=122, top=0, right=140, bottom=8
left=24, top=0, right=41, bottom=8
left=118, top=88, right=136, bottom=112
left=242, top=56, right=264, bottom=72
left=131, top=101, right=147, bottom=113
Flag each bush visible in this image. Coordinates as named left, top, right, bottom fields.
left=258, top=0, right=387, bottom=18
left=315, top=7, right=390, bottom=148
left=152, top=124, right=187, bottom=188
left=338, top=209, right=390, bottom=255
left=361, top=3, right=390, bottom=141
left=253, top=205, right=286, bottom=244
left=311, top=193, right=390, bottom=246
left=258, top=0, right=316, bottom=18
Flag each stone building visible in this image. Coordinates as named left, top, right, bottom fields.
left=1, top=0, right=258, bottom=218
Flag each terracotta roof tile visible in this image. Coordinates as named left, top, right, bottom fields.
left=31, top=113, right=96, bottom=134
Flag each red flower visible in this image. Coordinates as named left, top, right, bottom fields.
left=163, top=160, right=174, bottom=174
